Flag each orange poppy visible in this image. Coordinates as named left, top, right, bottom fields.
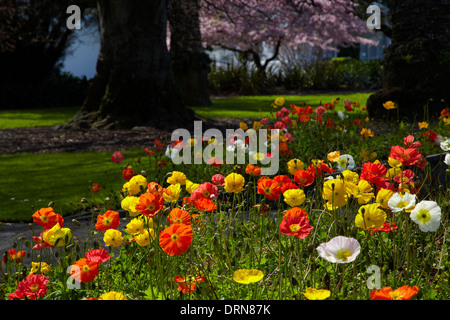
left=32, top=207, right=63, bottom=229
left=194, top=197, right=217, bottom=212
left=172, top=275, right=206, bottom=293
left=370, top=285, right=419, bottom=300
left=147, top=182, right=165, bottom=196
left=245, top=164, right=262, bottom=176
left=70, top=258, right=98, bottom=283
left=257, top=178, right=281, bottom=201
left=95, top=210, right=120, bottom=231
left=8, top=249, right=26, bottom=263
left=282, top=207, right=309, bottom=220
left=159, top=223, right=193, bottom=256
left=167, top=208, right=192, bottom=225
left=91, top=182, right=101, bottom=193
left=135, top=192, right=165, bottom=217
left=294, top=169, right=314, bottom=187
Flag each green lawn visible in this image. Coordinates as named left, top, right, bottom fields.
left=0, top=107, right=79, bottom=129
left=191, top=92, right=372, bottom=119
left=0, top=149, right=143, bottom=222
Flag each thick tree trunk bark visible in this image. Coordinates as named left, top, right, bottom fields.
left=366, top=0, right=450, bottom=121
left=168, top=0, right=212, bottom=106
left=64, top=0, right=197, bottom=130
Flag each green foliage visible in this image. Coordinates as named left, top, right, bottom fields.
left=208, top=58, right=382, bottom=95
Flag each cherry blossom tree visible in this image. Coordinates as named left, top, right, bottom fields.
left=200, top=0, right=373, bottom=72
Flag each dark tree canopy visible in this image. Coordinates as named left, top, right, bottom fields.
left=0, top=0, right=94, bottom=83
left=366, top=0, right=450, bottom=120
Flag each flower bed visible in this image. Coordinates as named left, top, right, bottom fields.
left=2, top=97, right=449, bottom=301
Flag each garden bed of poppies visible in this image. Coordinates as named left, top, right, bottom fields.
left=1, top=97, right=449, bottom=301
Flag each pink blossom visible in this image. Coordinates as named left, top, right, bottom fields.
left=211, top=174, right=225, bottom=186
left=260, top=118, right=268, bottom=124
left=315, top=105, right=326, bottom=116
left=111, top=151, right=124, bottom=164
left=274, top=121, right=286, bottom=130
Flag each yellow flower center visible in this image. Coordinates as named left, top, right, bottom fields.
left=289, top=224, right=301, bottom=233
left=147, top=204, right=155, bottom=211
left=103, top=217, right=112, bottom=226
left=398, top=201, right=409, bottom=208
left=336, top=249, right=352, bottom=261
left=389, top=291, right=403, bottom=300
left=40, top=216, right=48, bottom=223
left=417, top=209, right=431, bottom=223
left=82, top=265, right=91, bottom=272
left=171, top=234, right=179, bottom=242
left=30, top=284, right=40, bottom=293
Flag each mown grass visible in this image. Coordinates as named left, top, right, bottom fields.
left=0, top=107, right=79, bottom=129
left=191, top=92, right=372, bottom=119
left=0, top=148, right=143, bottom=222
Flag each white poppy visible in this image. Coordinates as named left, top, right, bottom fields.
left=410, top=200, right=441, bottom=232
left=336, top=154, right=355, bottom=172
left=387, top=192, right=416, bottom=212
left=440, top=138, right=450, bottom=152
left=444, top=153, right=450, bottom=166
left=316, top=236, right=361, bottom=264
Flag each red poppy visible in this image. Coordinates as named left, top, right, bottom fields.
left=370, top=285, right=418, bottom=300
left=403, top=135, right=421, bottom=148
left=294, top=169, right=314, bottom=187
left=159, top=223, right=193, bottom=256
left=167, top=208, right=192, bottom=225
left=279, top=212, right=313, bottom=239
left=280, top=182, right=299, bottom=194
left=274, top=175, right=292, bottom=188
left=207, top=157, right=223, bottom=167
left=370, top=221, right=398, bottom=236
left=360, top=162, right=388, bottom=188
left=85, top=249, right=111, bottom=264
left=326, top=118, right=334, bottom=129
left=257, top=178, right=281, bottom=201
left=422, top=130, right=438, bottom=144
left=393, top=169, right=415, bottom=184
left=324, top=103, right=334, bottom=111
left=190, top=182, right=218, bottom=202
left=279, top=142, right=292, bottom=155
left=95, top=210, right=120, bottom=231
left=8, top=249, right=26, bottom=263
left=16, top=274, right=49, bottom=300
left=144, top=147, right=155, bottom=155
left=182, top=197, right=195, bottom=210
left=172, top=275, right=206, bottom=293
left=157, top=159, right=168, bottom=167
left=245, top=164, right=262, bottom=176
left=154, top=138, right=165, bottom=151
left=122, top=168, right=134, bottom=181
left=135, top=192, right=165, bottom=217
left=70, top=258, right=99, bottom=283
left=299, top=114, right=310, bottom=123
left=194, top=197, right=217, bottom=212
left=32, top=207, right=63, bottom=229
left=389, top=145, right=422, bottom=166
left=91, top=182, right=101, bottom=193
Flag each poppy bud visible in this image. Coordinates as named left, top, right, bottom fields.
left=72, top=219, right=81, bottom=227
left=48, top=201, right=54, bottom=207
left=81, top=198, right=88, bottom=203
left=307, top=243, right=314, bottom=253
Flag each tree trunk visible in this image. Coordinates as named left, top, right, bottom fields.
left=64, top=0, right=198, bottom=130
left=366, top=0, right=450, bottom=121
left=168, top=0, right=212, bottom=106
